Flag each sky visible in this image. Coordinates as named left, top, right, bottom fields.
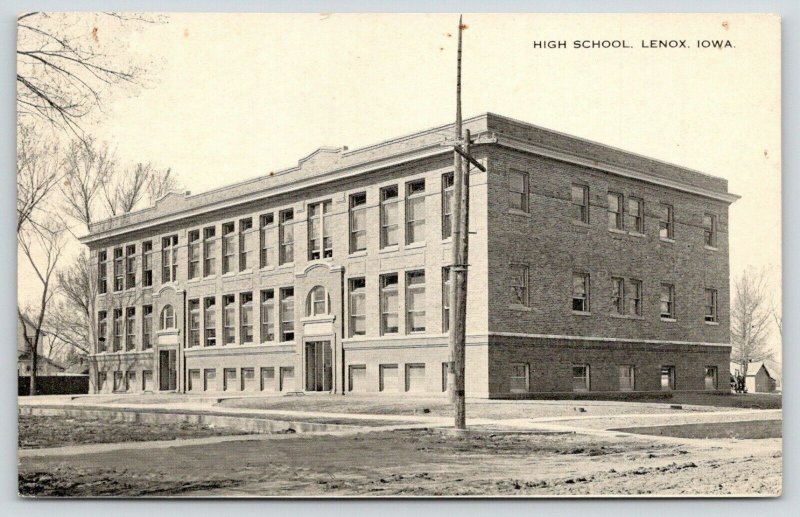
left=19, top=13, right=782, bottom=361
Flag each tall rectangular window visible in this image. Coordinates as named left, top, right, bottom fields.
left=572, top=365, right=590, bottom=392
left=125, top=307, right=136, bottom=351
left=280, top=287, right=295, bottom=342
left=188, top=299, right=200, bottom=347
left=308, top=201, right=332, bottom=260
left=113, top=247, right=123, bottom=291
left=442, top=172, right=454, bottom=239
left=380, top=273, right=399, bottom=335
left=125, top=245, right=136, bottom=289
left=510, top=363, right=530, bottom=393
left=161, top=235, right=178, bottom=283
left=204, top=297, right=216, bottom=347
left=279, top=209, right=294, bottom=264
left=97, top=310, right=107, bottom=352
left=405, top=179, right=426, bottom=244
left=660, top=366, right=676, bottom=390
left=510, top=263, right=529, bottom=306
left=611, top=277, right=625, bottom=315
left=188, top=230, right=200, bottom=279
left=619, top=365, right=635, bottom=391
left=380, top=185, right=400, bottom=248
left=349, top=278, right=366, bottom=337
left=442, top=267, right=451, bottom=332
left=660, top=283, right=675, bottom=319
left=659, top=203, right=674, bottom=240
left=572, top=272, right=590, bottom=312
left=629, top=279, right=642, bottom=316
left=607, top=192, right=623, bottom=230
left=406, top=270, right=426, bottom=333
left=705, top=366, right=718, bottom=390
left=259, top=213, right=274, bottom=268
left=705, top=288, right=718, bottom=323
left=571, top=184, right=589, bottom=223
left=349, top=193, right=367, bottom=253
left=98, top=250, right=108, bottom=294
left=260, top=289, right=275, bottom=342
left=239, top=217, right=254, bottom=271
left=113, top=308, right=123, bottom=351
left=141, top=241, right=153, bottom=287
left=221, top=222, right=235, bottom=274
left=240, top=292, right=254, bottom=343
left=203, top=227, right=216, bottom=276
left=627, top=197, right=644, bottom=233
left=142, top=305, right=152, bottom=349
left=508, top=170, right=529, bottom=212
left=703, top=213, right=717, bottom=247
left=222, top=294, right=235, bottom=345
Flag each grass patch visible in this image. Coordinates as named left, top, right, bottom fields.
left=613, top=419, right=782, bottom=440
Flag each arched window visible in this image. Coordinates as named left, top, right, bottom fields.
left=306, top=286, right=329, bottom=316
left=160, top=304, right=175, bottom=329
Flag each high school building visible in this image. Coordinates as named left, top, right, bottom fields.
left=81, top=113, right=738, bottom=397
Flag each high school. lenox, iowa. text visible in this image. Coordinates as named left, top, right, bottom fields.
left=534, top=39, right=735, bottom=49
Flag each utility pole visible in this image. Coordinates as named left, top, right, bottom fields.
left=446, top=16, right=486, bottom=431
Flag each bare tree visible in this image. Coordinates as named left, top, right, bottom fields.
left=731, top=267, right=774, bottom=377
left=16, top=124, right=62, bottom=234
left=146, top=167, right=177, bottom=205
left=60, top=136, right=115, bottom=230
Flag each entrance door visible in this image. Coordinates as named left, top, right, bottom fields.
left=305, top=341, right=332, bottom=391
left=159, top=349, right=177, bottom=391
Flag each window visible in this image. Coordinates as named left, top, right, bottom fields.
left=659, top=203, right=674, bottom=240
left=204, top=368, right=217, bottom=391
left=509, top=363, right=529, bottom=393
left=259, top=214, right=274, bottom=267
left=611, top=277, right=625, bottom=315
left=305, top=286, right=328, bottom=317
left=188, top=230, right=200, bottom=279
left=619, top=365, right=635, bottom=391
left=113, top=371, right=123, bottom=392
left=279, top=366, right=294, bottom=392
left=349, top=278, right=366, bottom=337
left=705, top=366, right=718, bottom=390
left=280, top=287, right=295, bottom=341
left=571, top=184, right=589, bottom=223
left=260, top=367, right=276, bottom=391
left=607, top=192, right=623, bottom=230
left=442, top=362, right=449, bottom=392
left=406, top=179, right=426, bottom=244
left=572, top=365, right=590, bottom=392
left=308, top=201, right=333, bottom=260
left=126, top=371, right=136, bottom=391
left=142, top=370, right=153, bottom=391
left=349, top=365, right=366, bottom=392
left=660, top=283, right=675, bottom=319
left=222, top=222, right=235, bottom=274
left=260, top=290, right=275, bottom=342
left=125, top=245, right=136, bottom=288
left=442, top=172, right=455, bottom=239
left=660, top=366, right=676, bottom=390
left=113, top=247, right=123, bottom=291
left=188, top=299, right=200, bottom=347
left=97, top=310, right=107, bottom=352
left=380, top=185, right=400, bottom=248
left=279, top=209, right=294, bottom=264
left=98, top=372, right=107, bottom=392
left=405, top=364, right=426, bottom=393
left=627, top=197, right=644, bottom=233
left=705, top=288, right=718, bottom=323
left=98, top=250, right=108, bottom=294
left=239, top=218, right=254, bottom=271
left=203, top=227, right=216, bottom=276
left=223, top=294, right=235, bottom=344
left=125, top=307, right=135, bottom=351
left=142, top=305, right=153, bottom=349
left=223, top=368, right=237, bottom=391
left=161, top=235, right=178, bottom=283
left=113, top=309, right=123, bottom=351
left=204, top=297, right=216, bottom=347
left=160, top=305, right=175, bottom=330
left=379, top=364, right=399, bottom=392
left=241, top=367, right=256, bottom=392
left=442, top=267, right=451, bottom=332
left=142, top=241, right=153, bottom=287
left=629, top=279, right=642, bottom=316
left=508, top=170, right=529, bottom=212
left=406, top=270, right=426, bottom=333
left=240, top=292, right=254, bottom=343
left=572, top=272, right=590, bottom=312
left=188, top=369, right=201, bottom=392
left=349, top=193, right=367, bottom=253
left=380, top=273, right=399, bottom=334
left=510, top=263, right=529, bottom=306
left=703, top=213, right=717, bottom=247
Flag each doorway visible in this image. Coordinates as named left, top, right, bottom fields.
left=304, top=341, right=332, bottom=391
left=159, top=349, right=177, bottom=391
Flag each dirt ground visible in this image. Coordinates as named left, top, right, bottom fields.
left=19, top=427, right=782, bottom=497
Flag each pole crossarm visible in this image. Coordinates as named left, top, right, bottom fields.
left=439, top=141, right=487, bottom=172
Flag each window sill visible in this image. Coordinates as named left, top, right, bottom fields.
left=570, top=220, right=590, bottom=228
left=187, top=278, right=200, bottom=284
left=705, top=321, right=720, bottom=326
left=610, top=313, right=645, bottom=320
left=405, top=241, right=426, bottom=250
left=660, top=317, right=677, bottom=322
left=704, top=245, right=719, bottom=251
left=509, top=304, right=533, bottom=312
left=277, top=262, right=294, bottom=269
left=221, top=272, right=236, bottom=278
left=441, top=237, right=453, bottom=244
left=628, top=231, right=646, bottom=238
left=507, top=209, right=531, bottom=218
left=259, top=265, right=276, bottom=272
left=238, top=269, right=254, bottom=276
left=608, top=227, right=626, bottom=235
left=378, top=246, right=400, bottom=255
left=348, top=250, right=368, bottom=258
left=660, top=237, right=676, bottom=244
left=572, top=311, right=592, bottom=316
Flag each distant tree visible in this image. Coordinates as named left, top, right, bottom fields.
left=731, top=267, right=774, bottom=377
left=16, top=124, right=62, bottom=234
